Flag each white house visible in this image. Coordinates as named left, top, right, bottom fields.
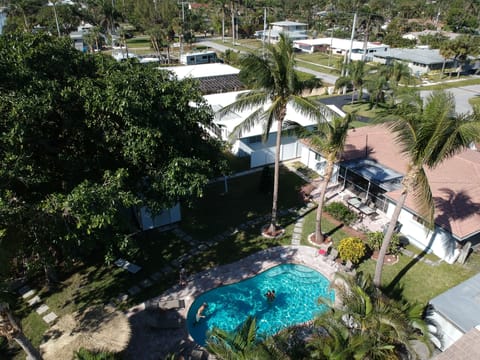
left=204, top=90, right=335, bottom=168
left=255, top=21, right=308, bottom=43
left=299, top=124, right=480, bottom=263
left=293, top=37, right=389, bottom=61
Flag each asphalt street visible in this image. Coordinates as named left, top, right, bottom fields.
left=197, top=39, right=480, bottom=115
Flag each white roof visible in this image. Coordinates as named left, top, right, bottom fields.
left=161, top=63, right=240, bottom=80
left=204, top=91, right=323, bottom=138
left=294, top=37, right=389, bottom=51
left=271, top=21, right=307, bottom=26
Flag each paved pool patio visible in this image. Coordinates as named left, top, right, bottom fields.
left=124, top=245, right=339, bottom=359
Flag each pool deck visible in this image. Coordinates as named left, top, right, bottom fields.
left=124, top=245, right=339, bottom=359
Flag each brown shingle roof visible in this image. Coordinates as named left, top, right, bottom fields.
left=340, top=125, right=480, bottom=240
left=433, top=328, right=480, bottom=360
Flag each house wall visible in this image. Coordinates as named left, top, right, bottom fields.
left=299, top=145, right=340, bottom=183
left=428, top=310, right=464, bottom=351
left=138, top=203, right=181, bottom=230
left=385, top=199, right=459, bottom=263
left=232, top=134, right=302, bottom=168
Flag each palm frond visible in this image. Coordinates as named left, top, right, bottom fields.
left=410, top=167, right=434, bottom=227
left=228, top=107, right=265, bottom=141
left=218, top=90, right=268, bottom=117
left=290, top=95, right=332, bottom=123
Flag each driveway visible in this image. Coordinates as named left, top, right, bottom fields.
left=421, top=85, right=480, bottom=115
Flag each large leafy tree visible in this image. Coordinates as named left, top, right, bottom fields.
left=309, top=272, right=432, bottom=360
left=0, top=32, right=225, bottom=281
left=373, top=91, right=480, bottom=287
left=221, top=34, right=326, bottom=235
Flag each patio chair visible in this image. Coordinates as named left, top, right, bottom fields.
left=327, top=248, right=338, bottom=262
left=344, top=260, right=355, bottom=273
left=158, top=299, right=185, bottom=310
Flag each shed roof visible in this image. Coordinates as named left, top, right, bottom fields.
left=161, top=63, right=240, bottom=79
left=430, top=273, right=480, bottom=333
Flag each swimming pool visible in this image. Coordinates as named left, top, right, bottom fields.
left=187, top=263, right=334, bottom=346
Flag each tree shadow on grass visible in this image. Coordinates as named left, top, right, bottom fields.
left=383, top=249, right=430, bottom=301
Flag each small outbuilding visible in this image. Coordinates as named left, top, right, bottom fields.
left=428, top=272, right=480, bottom=351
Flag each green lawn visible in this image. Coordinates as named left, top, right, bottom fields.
left=182, top=165, right=306, bottom=240
left=12, top=165, right=480, bottom=357
left=342, top=102, right=385, bottom=119
left=357, top=251, right=480, bottom=304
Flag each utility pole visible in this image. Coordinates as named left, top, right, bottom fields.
left=342, top=11, right=357, bottom=94
left=52, top=1, right=61, bottom=37
left=231, top=1, right=235, bottom=46
left=178, top=1, right=187, bottom=59
left=262, top=7, right=266, bottom=55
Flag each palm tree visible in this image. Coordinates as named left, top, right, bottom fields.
left=220, top=34, right=326, bottom=235
left=206, top=316, right=270, bottom=359
left=0, top=302, right=42, bottom=360
left=310, top=272, right=432, bottom=359
left=335, top=61, right=366, bottom=104
left=439, top=42, right=455, bottom=79
left=288, top=113, right=354, bottom=243
left=373, top=91, right=480, bottom=287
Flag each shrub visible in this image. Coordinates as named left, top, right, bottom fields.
left=74, top=348, right=117, bottom=360
left=338, top=237, right=366, bottom=264
left=323, top=201, right=358, bottom=225
left=366, top=231, right=401, bottom=255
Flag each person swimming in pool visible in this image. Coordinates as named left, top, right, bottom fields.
left=195, top=302, right=208, bottom=324
left=265, top=290, right=276, bottom=301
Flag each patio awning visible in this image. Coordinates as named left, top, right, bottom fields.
left=340, top=158, right=403, bottom=191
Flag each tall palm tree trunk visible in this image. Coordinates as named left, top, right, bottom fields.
left=373, top=188, right=407, bottom=287
left=268, top=116, right=283, bottom=233
left=14, top=332, right=43, bottom=360
left=0, top=303, right=43, bottom=360
left=314, top=161, right=335, bottom=243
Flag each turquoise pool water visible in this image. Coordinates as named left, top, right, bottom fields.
left=187, top=263, right=334, bottom=346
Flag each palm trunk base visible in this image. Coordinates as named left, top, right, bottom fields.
left=261, top=224, right=285, bottom=239
left=308, top=232, right=331, bottom=245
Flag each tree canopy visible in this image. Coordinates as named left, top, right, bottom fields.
left=0, top=32, right=225, bottom=279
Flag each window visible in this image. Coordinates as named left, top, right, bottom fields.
left=314, top=153, right=324, bottom=161
left=413, top=214, right=428, bottom=227
left=248, top=135, right=262, bottom=144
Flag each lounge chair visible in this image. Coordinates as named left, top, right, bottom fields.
left=158, top=299, right=185, bottom=310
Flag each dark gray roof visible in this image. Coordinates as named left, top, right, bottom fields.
left=373, top=48, right=447, bottom=65
left=340, top=158, right=403, bottom=191
left=430, top=272, right=480, bottom=332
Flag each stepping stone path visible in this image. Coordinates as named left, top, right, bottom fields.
left=291, top=202, right=317, bottom=246
left=42, top=312, right=58, bottom=324
left=17, top=285, right=58, bottom=326
left=110, top=201, right=318, bottom=308
left=36, top=304, right=50, bottom=315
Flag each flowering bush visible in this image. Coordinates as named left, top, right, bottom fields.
left=338, top=237, right=366, bottom=264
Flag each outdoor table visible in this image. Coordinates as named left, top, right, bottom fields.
left=347, top=197, right=362, bottom=208
left=359, top=204, right=376, bottom=216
